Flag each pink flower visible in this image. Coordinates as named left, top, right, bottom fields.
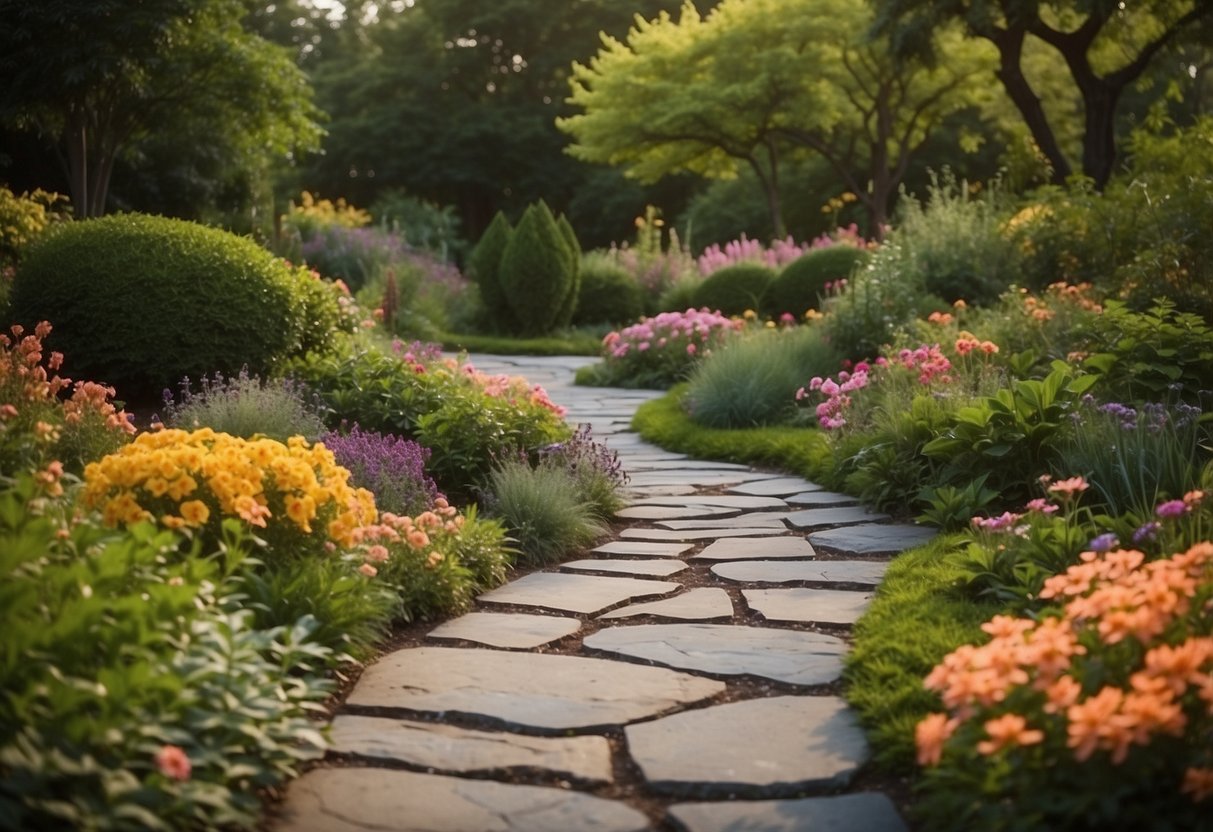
left=686, top=343, right=697, bottom=355
left=1026, top=498, right=1059, bottom=515
left=1156, top=500, right=1189, bottom=519
left=1047, top=476, right=1089, bottom=497
left=366, top=544, right=390, bottom=563
left=155, top=745, right=191, bottom=781
left=359, top=563, right=378, bottom=577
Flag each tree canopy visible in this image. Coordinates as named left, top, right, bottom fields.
left=0, top=0, right=323, bottom=217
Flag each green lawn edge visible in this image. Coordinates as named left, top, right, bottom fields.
left=631, top=385, right=994, bottom=780
left=436, top=330, right=603, bottom=356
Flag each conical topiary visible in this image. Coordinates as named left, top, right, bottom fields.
left=553, top=213, right=582, bottom=329
left=498, top=201, right=574, bottom=336
left=467, top=211, right=515, bottom=331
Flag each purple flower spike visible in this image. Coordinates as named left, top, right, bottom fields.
left=1088, top=533, right=1119, bottom=553
left=1132, top=521, right=1162, bottom=544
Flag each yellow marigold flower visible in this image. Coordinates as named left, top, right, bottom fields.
left=179, top=500, right=210, bottom=527
left=166, top=474, right=198, bottom=501
left=285, top=494, right=317, bottom=532
left=145, top=477, right=170, bottom=498
left=161, top=515, right=187, bottom=530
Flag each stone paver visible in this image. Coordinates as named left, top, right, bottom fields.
left=273, top=768, right=650, bottom=832
left=783, top=506, right=891, bottom=529
left=693, top=536, right=816, bottom=561
left=597, top=588, right=735, bottom=621
left=616, top=504, right=741, bottom=521
left=657, top=513, right=789, bottom=530
left=584, top=623, right=846, bottom=686
left=782, top=490, right=861, bottom=507
left=629, top=495, right=788, bottom=510
left=621, top=526, right=786, bottom=542
left=426, top=612, right=581, bottom=648
left=727, top=476, right=823, bottom=496
left=478, top=571, right=680, bottom=615
left=560, top=558, right=688, bottom=577
left=330, top=715, right=613, bottom=783
left=712, top=559, right=889, bottom=587
left=743, top=588, right=874, bottom=625
left=809, top=522, right=938, bottom=555
left=347, top=647, right=724, bottom=730
left=668, top=793, right=908, bottom=832
left=592, top=540, right=693, bottom=558
left=626, top=471, right=781, bottom=488
left=626, top=696, right=868, bottom=796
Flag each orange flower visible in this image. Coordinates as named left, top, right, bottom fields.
left=1066, top=687, right=1129, bottom=763
left=915, top=712, right=957, bottom=766
left=358, top=563, right=378, bottom=577
left=1183, top=767, right=1213, bottom=802
left=976, top=713, right=1044, bottom=755
left=1047, top=476, right=1089, bottom=497
left=1043, top=675, right=1082, bottom=713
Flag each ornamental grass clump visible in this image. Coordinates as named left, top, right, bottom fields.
left=321, top=425, right=440, bottom=516
left=484, top=457, right=607, bottom=566
left=914, top=540, right=1213, bottom=831
left=595, top=308, right=742, bottom=388
left=536, top=424, right=629, bottom=521
left=82, top=428, right=377, bottom=555
left=160, top=369, right=327, bottom=444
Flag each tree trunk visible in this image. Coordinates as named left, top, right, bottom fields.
left=990, top=28, right=1073, bottom=186
left=65, top=115, right=89, bottom=219
left=1081, top=82, right=1121, bottom=189
left=746, top=150, right=785, bottom=241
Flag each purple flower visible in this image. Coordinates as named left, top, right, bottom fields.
left=322, top=425, right=441, bottom=515
left=1132, top=521, right=1162, bottom=544
left=1088, top=533, right=1119, bottom=553
left=1155, top=499, right=1189, bottom=519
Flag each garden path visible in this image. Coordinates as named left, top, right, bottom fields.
left=272, top=354, right=932, bottom=832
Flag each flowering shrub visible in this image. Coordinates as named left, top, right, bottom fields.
left=0, top=321, right=134, bottom=474
left=82, top=428, right=376, bottom=553
left=596, top=308, right=743, bottom=388
left=322, top=425, right=440, bottom=516
left=796, top=365, right=872, bottom=429
left=914, top=540, right=1213, bottom=830
left=696, top=226, right=872, bottom=277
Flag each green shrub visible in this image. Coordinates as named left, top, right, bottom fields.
left=656, top=272, right=702, bottom=313
left=553, top=214, right=582, bottom=329
left=691, top=262, right=775, bottom=316
left=764, top=245, right=870, bottom=318
left=683, top=326, right=841, bottom=428
left=466, top=211, right=515, bottom=333
left=498, top=202, right=575, bottom=336
left=0, top=187, right=69, bottom=268
left=572, top=254, right=644, bottom=326
left=160, top=370, right=327, bottom=443
left=484, top=457, right=607, bottom=566
left=536, top=424, right=630, bottom=522
left=368, top=189, right=466, bottom=262
left=9, top=214, right=317, bottom=399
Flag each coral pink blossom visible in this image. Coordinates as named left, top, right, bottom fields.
left=155, top=745, right=191, bottom=781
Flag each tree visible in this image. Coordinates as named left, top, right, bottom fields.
left=0, top=0, right=323, bottom=217
left=560, top=0, right=993, bottom=236
left=871, top=0, right=1213, bottom=188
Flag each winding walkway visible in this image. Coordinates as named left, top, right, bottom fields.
left=272, top=355, right=934, bottom=832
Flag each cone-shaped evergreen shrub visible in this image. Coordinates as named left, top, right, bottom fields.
left=764, top=245, right=870, bottom=317
left=498, top=201, right=574, bottom=336
left=553, top=214, right=582, bottom=329
left=691, top=263, right=776, bottom=316
left=10, top=213, right=316, bottom=399
left=467, top=211, right=515, bottom=331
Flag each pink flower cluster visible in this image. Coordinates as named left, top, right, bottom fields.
left=602, top=308, right=741, bottom=361
left=895, top=344, right=953, bottom=385
left=796, top=366, right=870, bottom=429
left=697, top=234, right=812, bottom=276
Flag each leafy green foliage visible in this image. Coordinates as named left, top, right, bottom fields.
left=497, top=202, right=574, bottom=336
left=484, top=457, right=607, bottom=566
left=917, top=475, right=999, bottom=531
left=466, top=211, right=515, bottom=332
left=9, top=214, right=323, bottom=399
left=763, top=245, right=870, bottom=317
left=691, top=263, right=776, bottom=316
left=683, top=326, right=840, bottom=428
left=571, top=255, right=645, bottom=326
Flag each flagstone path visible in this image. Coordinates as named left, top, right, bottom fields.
left=271, top=355, right=935, bottom=832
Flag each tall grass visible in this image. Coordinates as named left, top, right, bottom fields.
left=484, top=459, right=608, bottom=565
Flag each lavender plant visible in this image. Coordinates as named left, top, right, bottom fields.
left=160, top=369, right=327, bottom=443
left=320, top=425, right=441, bottom=516
left=537, top=424, right=629, bottom=521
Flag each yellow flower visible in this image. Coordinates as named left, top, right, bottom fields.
left=166, top=474, right=197, bottom=501
left=179, top=500, right=210, bottom=527
left=161, top=515, right=186, bottom=530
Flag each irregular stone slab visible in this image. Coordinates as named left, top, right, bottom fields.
left=657, top=513, right=789, bottom=530
left=628, top=459, right=752, bottom=471
left=809, top=522, right=938, bottom=555
left=273, top=767, right=649, bottom=832
left=727, top=477, right=824, bottom=497
left=622, top=527, right=786, bottom=542
left=668, top=793, right=908, bottom=832
left=783, top=506, right=890, bottom=530
left=584, top=623, right=846, bottom=686
left=623, top=484, right=700, bottom=497
left=478, top=572, right=680, bottom=615
left=347, top=647, right=724, bottom=731
left=693, top=536, right=816, bottom=561
left=783, top=490, right=860, bottom=507
left=426, top=612, right=581, bottom=648
left=561, top=559, right=688, bottom=577
left=626, top=471, right=780, bottom=488
left=631, top=495, right=788, bottom=510
left=593, top=540, right=693, bottom=558
left=713, top=560, right=888, bottom=587
left=598, top=588, right=734, bottom=621
left=330, top=715, right=612, bottom=783
left=743, top=588, right=873, bottom=626
left=617, top=504, right=741, bottom=521
left=626, top=696, right=868, bottom=797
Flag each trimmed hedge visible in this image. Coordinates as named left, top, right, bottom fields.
left=764, top=245, right=870, bottom=317
left=572, top=259, right=644, bottom=326
left=691, top=263, right=775, bottom=317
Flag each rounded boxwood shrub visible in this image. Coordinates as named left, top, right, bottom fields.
left=466, top=211, right=515, bottom=332
left=10, top=214, right=313, bottom=398
left=572, top=258, right=644, bottom=326
left=691, top=263, right=776, bottom=316
left=764, top=244, right=870, bottom=317
left=498, top=201, right=574, bottom=336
